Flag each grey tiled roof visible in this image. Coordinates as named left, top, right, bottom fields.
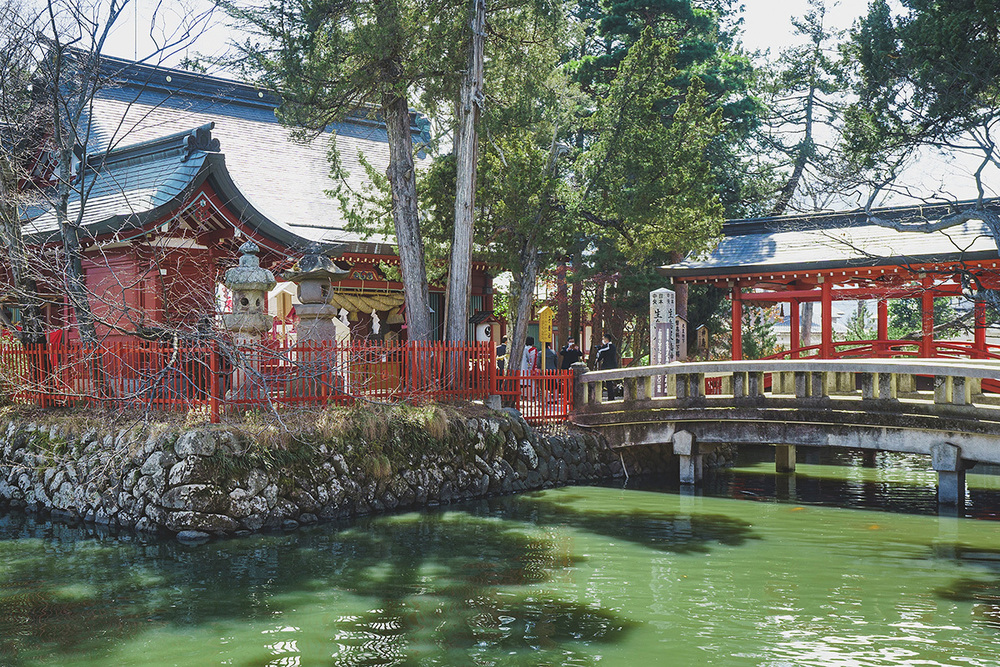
left=81, top=57, right=410, bottom=247
left=23, top=145, right=205, bottom=239
left=661, top=199, right=1000, bottom=279
left=24, top=55, right=422, bottom=250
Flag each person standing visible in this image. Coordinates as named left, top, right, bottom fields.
left=496, top=336, right=508, bottom=374
left=521, top=336, right=539, bottom=372
left=521, top=336, right=539, bottom=397
left=544, top=342, right=557, bottom=372
left=559, top=340, right=583, bottom=369
left=596, top=334, right=619, bottom=399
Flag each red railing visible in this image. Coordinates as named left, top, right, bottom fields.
left=0, top=339, right=575, bottom=424
left=494, top=370, right=574, bottom=424
left=0, top=339, right=496, bottom=416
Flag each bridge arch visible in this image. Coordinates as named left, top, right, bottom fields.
left=570, top=358, right=1000, bottom=506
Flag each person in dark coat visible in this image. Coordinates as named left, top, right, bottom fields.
left=595, top=334, right=619, bottom=399
left=559, top=340, right=583, bottom=369
left=544, top=342, right=557, bottom=371
left=496, top=336, right=508, bottom=374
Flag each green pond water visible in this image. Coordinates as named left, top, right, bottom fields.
left=4, top=448, right=1000, bottom=666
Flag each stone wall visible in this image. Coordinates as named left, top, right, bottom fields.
left=0, top=408, right=673, bottom=538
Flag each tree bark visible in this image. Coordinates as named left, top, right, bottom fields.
left=801, top=301, right=813, bottom=348
left=383, top=93, right=433, bottom=341
left=0, top=166, right=45, bottom=346
left=444, top=0, right=485, bottom=343
left=507, top=234, right=540, bottom=379
left=555, top=259, right=568, bottom=348
left=570, top=252, right=582, bottom=342
left=53, top=118, right=98, bottom=344
left=589, top=279, right=605, bottom=369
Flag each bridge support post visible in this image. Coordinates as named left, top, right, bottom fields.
left=897, top=374, right=916, bottom=394
left=810, top=372, right=828, bottom=398
left=860, top=372, right=876, bottom=400
left=878, top=372, right=897, bottom=400
left=934, top=376, right=953, bottom=405
left=733, top=371, right=748, bottom=398
left=775, top=444, right=796, bottom=473
left=835, top=372, right=855, bottom=394
left=571, top=362, right=588, bottom=411
left=794, top=372, right=810, bottom=398
left=624, top=377, right=638, bottom=402
left=749, top=371, right=765, bottom=397
left=931, top=443, right=969, bottom=506
left=673, top=430, right=702, bottom=485
left=952, top=376, right=971, bottom=405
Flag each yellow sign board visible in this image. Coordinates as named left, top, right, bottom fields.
left=537, top=306, right=554, bottom=344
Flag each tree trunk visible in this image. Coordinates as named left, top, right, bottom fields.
left=590, top=279, right=605, bottom=369
left=507, top=235, right=540, bottom=381
left=771, top=82, right=816, bottom=216
left=444, top=0, right=485, bottom=343
left=55, top=149, right=98, bottom=345
left=570, top=252, right=582, bottom=343
left=669, top=251, right=688, bottom=319
left=0, top=167, right=45, bottom=346
left=555, top=259, right=568, bottom=348
left=383, top=93, right=433, bottom=341
left=801, top=301, right=813, bottom=348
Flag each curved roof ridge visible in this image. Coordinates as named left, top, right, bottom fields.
left=724, top=197, right=1000, bottom=235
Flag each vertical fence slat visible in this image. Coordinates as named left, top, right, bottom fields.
left=2, top=337, right=565, bottom=424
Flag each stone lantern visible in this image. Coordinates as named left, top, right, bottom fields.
left=281, top=243, right=349, bottom=346
left=223, top=240, right=276, bottom=345
left=223, top=241, right=276, bottom=400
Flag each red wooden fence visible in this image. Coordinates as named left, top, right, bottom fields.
left=494, top=370, right=574, bottom=424
left=0, top=339, right=573, bottom=423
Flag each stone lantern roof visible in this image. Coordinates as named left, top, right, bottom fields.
left=281, top=243, right=350, bottom=284
left=224, top=241, right=277, bottom=293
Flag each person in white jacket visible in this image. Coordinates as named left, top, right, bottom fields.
left=521, top=336, right=539, bottom=394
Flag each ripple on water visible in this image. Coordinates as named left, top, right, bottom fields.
left=2, top=451, right=1000, bottom=665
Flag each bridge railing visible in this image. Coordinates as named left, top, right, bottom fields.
left=572, top=358, right=1000, bottom=411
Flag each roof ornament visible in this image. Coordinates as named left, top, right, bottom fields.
left=182, top=122, right=221, bottom=162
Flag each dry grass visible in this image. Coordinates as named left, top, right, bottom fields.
left=0, top=401, right=498, bottom=483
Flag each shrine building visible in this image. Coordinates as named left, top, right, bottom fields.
left=659, top=199, right=1000, bottom=360
left=18, top=54, right=493, bottom=343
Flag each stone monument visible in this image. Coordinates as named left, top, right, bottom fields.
left=223, top=240, right=276, bottom=399
left=223, top=240, right=276, bottom=344
left=281, top=243, right=349, bottom=345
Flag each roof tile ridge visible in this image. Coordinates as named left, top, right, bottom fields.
left=89, top=123, right=220, bottom=170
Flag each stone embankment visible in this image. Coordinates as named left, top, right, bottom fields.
left=0, top=408, right=677, bottom=539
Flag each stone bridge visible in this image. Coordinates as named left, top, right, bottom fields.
left=568, top=359, right=1000, bottom=505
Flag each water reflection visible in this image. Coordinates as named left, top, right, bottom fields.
left=0, top=507, right=640, bottom=666
left=3, top=445, right=1000, bottom=665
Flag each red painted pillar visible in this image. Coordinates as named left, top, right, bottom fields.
left=821, top=280, right=833, bottom=358
left=731, top=286, right=743, bottom=361
left=921, top=274, right=934, bottom=357
left=877, top=298, right=889, bottom=357
left=790, top=299, right=800, bottom=359
left=975, top=300, right=987, bottom=358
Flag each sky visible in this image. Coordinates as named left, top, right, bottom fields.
left=98, top=0, right=992, bottom=208
left=739, top=0, right=872, bottom=53
left=104, top=0, right=879, bottom=69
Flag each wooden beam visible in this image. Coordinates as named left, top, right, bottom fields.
left=921, top=274, right=934, bottom=357
left=877, top=298, right=889, bottom=356
left=821, top=280, right=833, bottom=358
left=790, top=299, right=800, bottom=359
left=731, top=287, right=743, bottom=361
left=975, top=300, right=987, bottom=357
